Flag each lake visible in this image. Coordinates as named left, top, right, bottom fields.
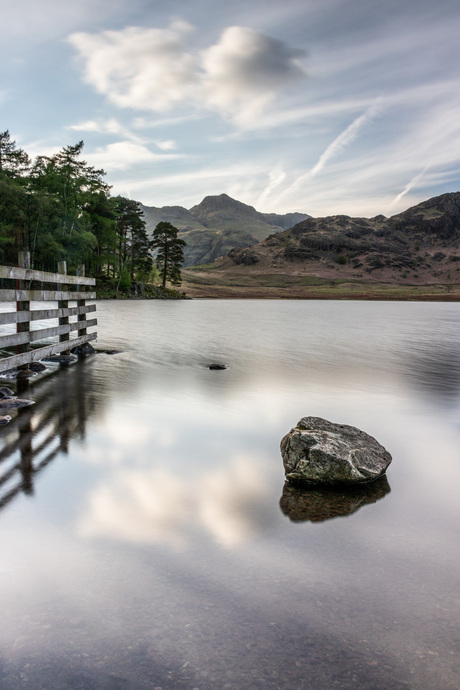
left=0, top=299, right=459, bottom=689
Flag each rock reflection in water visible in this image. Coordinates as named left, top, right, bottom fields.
left=279, top=475, right=391, bottom=523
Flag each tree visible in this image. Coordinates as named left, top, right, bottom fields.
left=27, top=141, right=111, bottom=271
left=151, top=221, right=186, bottom=288
left=0, top=130, right=30, bottom=179
left=113, top=196, right=152, bottom=282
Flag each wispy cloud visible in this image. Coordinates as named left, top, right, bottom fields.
left=85, top=141, right=183, bottom=171
left=310, top=102, right=380, bottom=177
left=67, top=117, right=143, bottom=142
left=156, top=139, right=176, bottom=151
left=256, top=167, right=286, bottom=209
left=271, top=102, right=380, bottom=209
left=389, top=167, right=430, bottom=209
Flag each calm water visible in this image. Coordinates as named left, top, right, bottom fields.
left=0, top=300, right=459, bottom=690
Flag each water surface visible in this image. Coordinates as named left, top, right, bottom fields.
left=0, top=300, right=459, bottom=689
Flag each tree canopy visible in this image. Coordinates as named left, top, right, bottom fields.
left=0, top=132, right=163, bottom=292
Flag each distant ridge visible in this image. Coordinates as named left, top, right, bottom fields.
left=211, top=191, right=460, bottom=285
left=139, top=193, right=310, bottom=267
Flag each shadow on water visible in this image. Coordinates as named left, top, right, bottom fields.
left=279, top=475, right=391, bottom=523
left=0, top=359, right=104, bottom=514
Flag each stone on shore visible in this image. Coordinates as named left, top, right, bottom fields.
left=0, top=415, right=12, bottom=426
left=0, top=387, right=15, bottom=399
left=281, top=416, right=392, bottom=485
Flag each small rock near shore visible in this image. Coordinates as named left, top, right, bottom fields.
left=29, top=362, right=47, bottom=373
left=0, top=387, right=15, bottom=399
left=0, top=415, right=12, bottom=426
left=0, top=398, right=35, bottom=409
left=17, top=368, right=33, bottom=379
left=209, top=363, right=227, bottom=370
left=281, top=416, right=392, bottom=485
left=71, top=343, right=96, bottom=357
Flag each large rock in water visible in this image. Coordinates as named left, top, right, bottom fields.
left=281, top=417, right=392, bottom=485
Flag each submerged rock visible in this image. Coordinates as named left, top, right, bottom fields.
left=0, top=398, right=35, bottom=409
left=280, top=475, right=391, bottom=522
left=0, top=387, right=15, bottom=398
left=281, top=416, right=392, bottom=485
left=42, top=354, right=77, bottom=366
left=209, top=363, right=227, bottom=370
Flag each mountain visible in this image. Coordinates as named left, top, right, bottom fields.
left=182, top=192, right=460, bottom=297
left=139, top=194, right=310, bottom=267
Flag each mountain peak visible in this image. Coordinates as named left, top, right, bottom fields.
left=190, top=194, right=259, bottom=218
left=140, top=192, right=310, bottom=266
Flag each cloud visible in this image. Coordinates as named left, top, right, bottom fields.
left=256, top=166, right=286, bottom=209
left=156, top=139, right=176, bottom=151
left=309, top=102, right=379, bottom=178
left=66, top=117, right=145, bottom=143
left=68, top=22, right=307, bottom=126
left=85, top=140, right=182, bottom=170
left=389, top=166, right=430, bottom=208
left=271, top=102, right=379, bottom=208
left=68, top=21, right=198, bottom=111
left=201, top=26, right=307, bottom=125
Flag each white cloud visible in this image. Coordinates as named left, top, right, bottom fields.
left=68, top=22, right=307, bottom=126
left=68, top=21, right=198, bottom=111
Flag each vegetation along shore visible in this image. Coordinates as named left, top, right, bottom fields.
left=2, top=130, right=460, bottom=300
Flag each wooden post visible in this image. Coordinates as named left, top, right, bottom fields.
left=58, top=260, right=70, bottom=355
left=16, top=252, right=30, bottom=372
left=77, top=264, right=87, bottom=337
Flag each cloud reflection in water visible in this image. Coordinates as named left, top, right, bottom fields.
left=78, top=455, right=275, bottom=549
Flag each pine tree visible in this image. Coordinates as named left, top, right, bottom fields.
left=151, top=221, right=186, bottom=288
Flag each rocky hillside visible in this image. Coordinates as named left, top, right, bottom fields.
left=215, top=192, right=460, bottom=285
left=140, top=194, right=309, bottom=267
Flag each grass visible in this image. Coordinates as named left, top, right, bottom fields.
left=182, top=269, right=460, bottom=300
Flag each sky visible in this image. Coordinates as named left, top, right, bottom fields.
left=2, top=0, right=460, bottom=217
